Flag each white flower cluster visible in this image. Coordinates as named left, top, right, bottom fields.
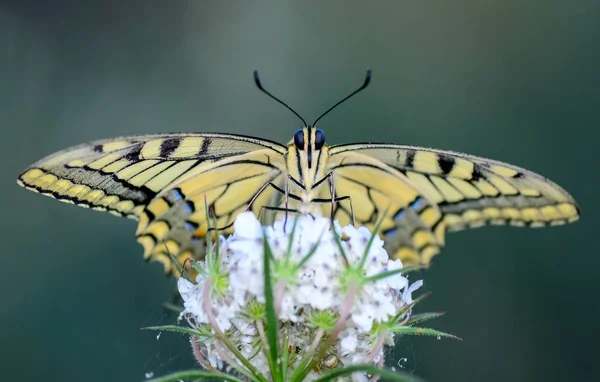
left=178, top=212, right=423, bottom=378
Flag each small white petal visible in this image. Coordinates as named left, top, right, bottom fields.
left=233, top=212, right=263, bottom=239
left=408, top=279, right=424, bottom=293
left=386, top=259, right=408, bottom=290
left=177, top=277, right=195, bottom=295
left=340, top=331, right=358, bottom=355
left=352, top=307, right=375, bottom=333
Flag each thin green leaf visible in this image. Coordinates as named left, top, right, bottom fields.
left=363, top=268, right=401, bottom=283
left=144, top=369, right=242, bottom=382
left=313, top=364, right=419, bottom=382
left=262, top=236, right=282, bottom=379
left=389, top=326, right=461, bottom=340
left=358, top=208, right=388, bottom=270
left=362, top=264, right=427, bottom=284
left=284, top=218, right=299, bottom=266
left=294, top=226, right=328, bottom=270
left=141, top=325, right=203, bottom=337
left=399, top=264, right=427, bottom=275
left=211, top=205, right=220, bottom=263
left=332, top=227, right=348, bottom=266
left=405, top=312, right=447, bottom=326
left=204, top=194, right=213, bottom=259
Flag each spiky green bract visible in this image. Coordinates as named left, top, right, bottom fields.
left=244, top=300, right=266, bottom=321
left=306, top=310, right=338, bottom=332
left=141, top=324, right=212, bottom=338
left=389, top=326, right=461, bottom=340
left=405, top=312, right=448, bottom=326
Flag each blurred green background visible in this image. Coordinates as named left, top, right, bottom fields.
left=1, top=1, right=598, bottom=381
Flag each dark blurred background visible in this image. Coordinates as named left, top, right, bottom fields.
left=1, top=1, right=598, bottom=381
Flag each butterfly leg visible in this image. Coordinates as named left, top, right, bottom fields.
left=257, top=205, right=303, bottom=221
left=285, top=174, right=307, bottom=232
left=312, top=171, right=335, bottom=219
left=328, top=172, right=336, bottom=221
left=284, top=175, right=290, bottom=232
left=312, top=195, right=355, bottom=226
left=207, top=181, right=302, bottom=232
left=312, top=171, right=356, bottom=225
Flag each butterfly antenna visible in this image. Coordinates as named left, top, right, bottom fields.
left=253, top=70, right=307, bottom=126
left=312, top=68, right=371, bottom=126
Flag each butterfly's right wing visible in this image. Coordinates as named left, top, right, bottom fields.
left=330, top=143, right=580, bottom=230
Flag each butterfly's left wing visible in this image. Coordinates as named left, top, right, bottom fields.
left=329, top=143, right=580, bottom=264
left=324, top=150, right=446, bottom=265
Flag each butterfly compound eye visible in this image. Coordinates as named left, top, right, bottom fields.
left=294, top=129, right=305, bottom=149
left=314, top=129, right=325, bottom=150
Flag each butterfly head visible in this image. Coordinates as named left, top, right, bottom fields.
left=288, top=126, right=329, bottom=189
left=253, top=68, right=371, bottom=188
left=293, top=126, right=326, bottom=163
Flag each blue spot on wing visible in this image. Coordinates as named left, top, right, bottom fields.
left=394, top=209, right=405, bottom=220
left=410, top=196, right=422, bottom=210
left=383, top=227, right=398, bottom=236
left=185, top=221, right=198, bottom=231
left=184, top=201, right=195, bottom=214
left=393, top=196, right=422, bottom=221
left=171, top=188, right=184, bottom=201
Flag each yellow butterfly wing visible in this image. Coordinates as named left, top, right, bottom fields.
left=323, top=150, right=446, bottom=265
left=328, top=143, right=579, bottom=264
left=137, top=148, right=286, bottom=273
left=17, top=133, right=287, bottom=273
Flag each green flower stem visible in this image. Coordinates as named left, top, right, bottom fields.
left=190, top=335, right=215, bottom=371
left=294, top=282, right=359, bottom=382
left=201, top=280, right=267, bottom=382
left=289, top=328, right=325, bottom=381
left=255, top=319, right=276, bottom=380
left=365, top=332, right=386, bottom=364
left=214, top=341, right=256, bottom=381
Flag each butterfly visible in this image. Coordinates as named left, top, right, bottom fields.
left=17, top=70, right=580, bottom=275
